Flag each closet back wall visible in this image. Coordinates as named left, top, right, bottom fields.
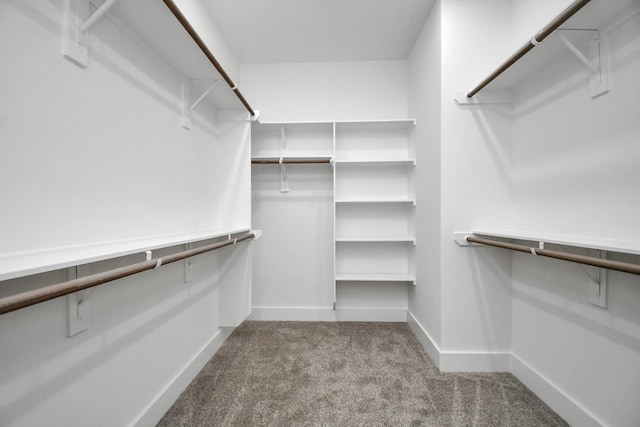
left=242, top=61, right=410, bottom=320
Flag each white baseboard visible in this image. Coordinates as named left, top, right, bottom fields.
left=439, top=351, right=511, bottom=372
left=131, top=327, right=233, bottom=427
left=407, top=311, right=510, bottom=372
left=510, top=354, right=604, bottom=427
left=407, top=310, right=600, bottom=425
left=249, top=306, right=408, bottom=322
left=407, top=311, right=440, bottom=367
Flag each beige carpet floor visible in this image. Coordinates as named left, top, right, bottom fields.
left=158, top=321, right=567, bottom=426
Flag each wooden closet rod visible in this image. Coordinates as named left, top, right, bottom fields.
left=0, top=233, right=254, bottom=316
left=161, top=0, right=256, bottom=117
left=466, top=0, right=591, bottom=98
left=466, top=235, right=640, bottom=276
left=252, top=158, right=332, bottom=165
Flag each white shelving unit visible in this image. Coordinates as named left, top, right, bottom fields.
left=252, top=119, right=417, bottom=308
left=333, top=120, right=417, bottom=308
left=251, top=122, right=334, bottom=159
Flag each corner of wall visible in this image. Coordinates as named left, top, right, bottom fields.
left=132, top=327, right=234, bottom=427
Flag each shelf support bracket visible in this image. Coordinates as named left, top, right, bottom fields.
left=279, top=159, right=290, bottom=193
left=181, top=79, right=223, bottom=129
left=67, top=266, right=90, bottom=336
left=279, top=126, right=290, bottom=192
left=589, top=250, right=608, bottom=308
left=557, top=30, right=610, bottom=98
left=62, top=0, right=121, bottom=67
left=184, top=243, right=193, bottom=283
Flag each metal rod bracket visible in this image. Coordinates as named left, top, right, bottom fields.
left=453, top=232, right=478, bottom=246
left=589, top=250, right=608, bottom=308
left=67, top=267, right=90, bottom=336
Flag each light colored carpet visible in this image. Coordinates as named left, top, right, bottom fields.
left=158, top=321, right=567, bottom=426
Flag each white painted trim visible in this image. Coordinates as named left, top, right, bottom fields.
left=510, top=353, right=604, bottom=427
left=439, top=351, right=511, bottom=372
left=404, top=313, right=603, bottom=424
left=406, top=310, right=440, bottom=367
left=130, top=328, right=233, bottom=427
left=407, top=311, right=510, bottom=372
left=249, top=306, right=408, bottom=322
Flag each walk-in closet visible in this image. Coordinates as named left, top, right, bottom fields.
left=1, top=0, right=639, bottom=425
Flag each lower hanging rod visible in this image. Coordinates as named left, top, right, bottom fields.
left=467, top=235, right=640, bottom=276
left=252, top=157, right=332, bottom=165
left=0, top=233, right=255, bottom=316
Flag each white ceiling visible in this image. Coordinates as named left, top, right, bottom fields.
left=203, top=0, right=436, bottom=64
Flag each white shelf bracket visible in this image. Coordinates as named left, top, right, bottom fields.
left=67, top=266, right=90, bottom=336
left=62, top=0, right=121, bottom=67
left=589, top=250, right=608, bottom=308
left=184, top=243, right=193, bottom=283
left=557, top=30, right=610, bottom=98
left=279, top=126, right=290, bottom=192
left=279, top=160, right=290, bottom=193
left=181, top=79, right=222, bottom=129
left=453, top=232, right=477, bottom=246
left=280, top=125, right=288, bottom=156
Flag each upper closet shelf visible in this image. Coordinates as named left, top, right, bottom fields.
left=335, top=198, right=416, bottom=205
left=334, top=160, right=416, bottom=166
left=454, top=0, right=638, bottom=104
left=457, top=229, right=640, bottom=256
left=0, top=228, right=251, bottom=282
left=62, top=0, right=257, bottom=118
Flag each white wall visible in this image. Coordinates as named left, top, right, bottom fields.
left=240, top=60, right=408, bottom=122
left=509, top=0, right=574, bottom=49
left=0, top=1, right=251, bottom=425
left=407, top=1, right=443, bottom=359
left=509, top=5, right=640, bottom=426
left=437, top=0, right=514, bottom=365
left=251, top=162, right=335, bottom=315
left=242, top=60, right=410, bottom=320
left=175, top=0, right=241, bottom=79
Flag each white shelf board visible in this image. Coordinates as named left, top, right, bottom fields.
left=335, top=119, right=416, bottom=131
left=335, top=273, right=415, bottom=282
left=335, top=237, right=415, bottom=243
left=472, top=229, right=640, bottom=255
left=335, top=198, right=416, bottom=204
left=334, top=159, right=416, bottom=166
left=0, top=228, right=251, bottom=282
left=251, top=156, right=333, bottom=161
left=254, top=120, right=333, bottom=126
